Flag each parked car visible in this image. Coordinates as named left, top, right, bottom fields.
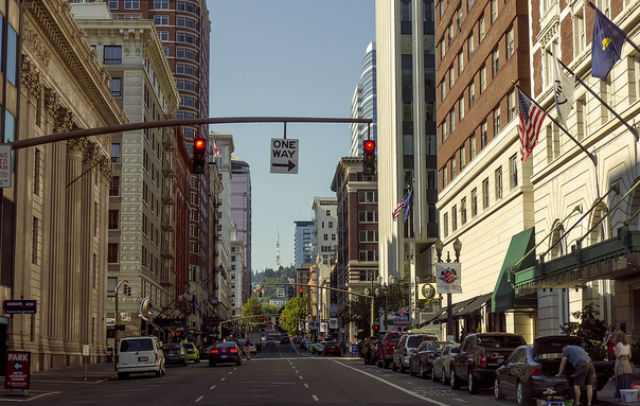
left=280, top=335, right=290, bottom=344
left=323, top=341, right=342, bottom=356
left=368, top=339, right=382, bottom=365
left=310, top=342, right=326, bottom=354
left=392, top=334, right=437, bottom=373
left=300, top=338, right=313, bottom=351
left=495, top=335, right=614, bottom=406
left=450, top=333, right=527, bottom=394
left=377, top=332, right=406, bottom=369
left=409, top=340, right=453, bottom=378
left=431, top=344, right=460, bottom=384
left=182, top=341, right=200, bottom=363
left=163, top=343, right=187, bottom=366
left=117, top=336, right=165, bottom=379
left=209, top=341, right=242, bottom=367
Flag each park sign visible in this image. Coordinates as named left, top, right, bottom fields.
left=5, top=351, right=30, bottom=390
left=270, top=138, right=298, bottom=174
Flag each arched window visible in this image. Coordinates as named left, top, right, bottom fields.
left=588, top=202, right=609, bottom=245
left=549, top=221, right=566, bottom=259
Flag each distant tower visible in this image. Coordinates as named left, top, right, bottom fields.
left=275, top=230, right=281, bottom=268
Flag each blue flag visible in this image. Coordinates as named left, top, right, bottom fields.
left=591, top=7, right=626, bottom=79
left=403, top=189, right=413, bottom=222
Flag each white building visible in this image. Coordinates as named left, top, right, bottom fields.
left=311, top=197, right=337, bottom=321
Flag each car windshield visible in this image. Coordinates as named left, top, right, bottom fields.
left=120, top=339, right=153, bottom=352
left=216, top=342, right=236, bottom=348
left=427, top=341, right=447, bottom=351
left=182, top=343, right=195, bottom=349
left=476, top=335, right=525, bottom=349
left=407, top=336, right=424, bottom=347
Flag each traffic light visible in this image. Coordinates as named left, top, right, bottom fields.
left=192, top=137, right=206, bottom=174
left=283, top=316, right=287, bottom=321
left=258, top=288, right=263, bottom=297
left=298, top=288, right=303, bottom=297
left=363, top=140, right=376, bottom=175
left=374, top=323, right=380, bottom=333
left=260, top=316, right=264, bottom=322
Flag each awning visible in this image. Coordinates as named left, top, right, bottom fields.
left=492, top=228, right=537, bottom=313
left=455, top=293, right=492, bottom=317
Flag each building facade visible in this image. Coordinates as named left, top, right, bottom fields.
left=310, top=197, right=337, bottom=322
left=7, top=0, right=128, bottom=371
left=230, top=156, right=251, bottom=303
left=294, top=220, right=316, bottom=269
left=230, top=239, right=244, bottom=318
left=350, top=42, right=377, bottom=158
left=375, top=0, right=439, bottom=325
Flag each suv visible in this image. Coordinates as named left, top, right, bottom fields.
left=450, top=333, right=526, bottom=394
left=376, top=332, right=406, bottom=369
left=116, top=336, right=165, bottom=379
left=392, top=334, right=437, bottom=373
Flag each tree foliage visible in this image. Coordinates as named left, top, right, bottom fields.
left=280, top=296, right=307, bottom=334
left=560, top=303, right=608, bottom=361
left=241, top=297, right=263, bottom=331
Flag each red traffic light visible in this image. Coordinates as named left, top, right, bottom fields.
left=194, top=138, right=206, bottom=151
left=364, top=140, right=375, bottom=151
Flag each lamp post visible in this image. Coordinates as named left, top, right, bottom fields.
left=113, top=279, right=129, bottom=369
left=435, top=239, right=462, bottom=340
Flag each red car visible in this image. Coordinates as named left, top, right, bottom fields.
left=323, top=341, right=342, bottom=356
left=377, top=332, right=406, bottom=369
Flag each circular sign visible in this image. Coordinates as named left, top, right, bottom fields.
left=421, top=284, right=436, bottom=300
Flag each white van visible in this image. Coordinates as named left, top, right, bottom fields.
left=116, top=336, right=165, bottom=379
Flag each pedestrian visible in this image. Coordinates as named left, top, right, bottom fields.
left=244, top=335, right=252, bottom=361
left=614, top=330, right=633, bottom=398
left=556, top=343, right=594, bottom=406
left=602, top=324, right=616, bottom=361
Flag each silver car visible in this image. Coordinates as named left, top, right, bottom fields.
left=391, top=334, right=437, bottom=373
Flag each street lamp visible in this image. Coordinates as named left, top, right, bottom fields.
left=113, top=279, right=129, bottom=369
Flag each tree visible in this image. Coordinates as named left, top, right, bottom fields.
left=262, top=302, right=281, bottom=315
left=560, top=303, right=607, bottom=361
left=280, top=296, right=307, bottom=334
left=242, top=297, right=263, bottom=332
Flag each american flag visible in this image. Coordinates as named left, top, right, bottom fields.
left=213, top=142, right=221, bottom=158
left=392, top=192, right=409, bottom=221
left=518, top=89, right=546, bottom=162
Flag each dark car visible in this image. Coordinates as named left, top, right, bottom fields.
left=377, top=332, right=406, bottom=369
left=392, top=334, right=437, bottom=373
left=432, top=344, right=459, bottom=384
left=209, top=341, right=242, bottom=367
left=323, top=341, right=341, bottom=356
left=368, top=339, right=382, bottom=365
left=409, top=340, right=453, bottom=378
left=450, top=333, right=527, bottom=394
left=163, top=343, right=187, bottom=366
left=495, top=335, right=614, bottom=406
left=280, top=336, right=290, bottom=344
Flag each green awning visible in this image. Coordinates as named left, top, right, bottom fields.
left=492, top=228, right=537, bottom=313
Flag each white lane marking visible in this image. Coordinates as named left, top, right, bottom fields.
left=228, top=371, right=233, bottom=375
left=195, top=395, right=204, bottom=403
left=209, top=385, right=216, bottom=390
left=332, top=360, right=453, bottom=406
left=299, top=375, right=303, bottom=380
left=312, top=395, right=319, bottom=402
left=304, top=383, right=309, bottom=389
left=220, top=377, right=226, bottom=382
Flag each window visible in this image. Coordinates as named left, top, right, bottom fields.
left=468, top=0, right=473, bottom=10
left=467, top=34, right=475, bottom=58
left=457, top=8, right=463, bottom=31
left=111, top=143, right=120, bottom=162
left=441, top=81, right=446, bottom=101
left=108, top=243, right=118, bottom=263
left=328, top=221, right=333, bottom=228
left=448, top=24, right=454, bottom=44
left=103, top=46, right=122, bottom=64
left=110, top=176, right=120, bottom=196
left=107, top=278, right=117, bottom=297
left=358, top=191, right=377, bottom=203
left=459, top=98, right=465, bottom=121
left=469, top=81, right=475, bottom=107
left=458, top=52, right=464, bottom=74
left=123, top=14, right=140, bottom=20
left=153, top=0, right=168, bottom=9
left=452, top=205, right=458, bottom=231
left=461, top=198, right=467, bottom=225
left=491, top=0, right=497, bottom=22
left=443, top=166, right=448, bottom=188
left=507, top=26, right=515, bottom=57
left=470, top=135, right=477, bottom=159
left=471, top=188, right=478, bottom=216
left=190, top=242, right=198, bottom=254
left=450, top=109, right=455, bottom=132
left=109, top=0, right=118, bottom=9
left=158, top=31, right=169, bottom=41
left=358, top=230, right=378, bottom=243
left=441, top=122, right=447, bottom=143
left=451, top=157, right=457, bottom=178
left=492, top=47, right=500, bottom=76
left=495, top=166, right=503, bottom=199
left=440, top=41, right=446, bottom=61
left=460, top=145, right=466, bottom=169
left=479, top=16, right=485, bottom=42
left=109, top=78, right=122, bottom=97
left=482, top=177, right=490, bottom=208
left=440, top=0, right=444, bottom=17
left=573, top=9, right=585, bottom=56
left=493, top=107, right=501, bottom=136
left=331, top=234, right=336, bottom=241
left=508, top=90, right=516, bottom=121
left=480, top=65, right=486, bottom=92
left=124, top=0, right=139, bottom=9
left=481, top=122, right=488, bottom=148
left=108, top=210, right=119, bottom=229
left=449, top=67, right=454, bottom=88
left=509, top=154, right=518, bottom=188
left=6, top=25, right=16, bottom=85
left=443, top=213, right=449, bottom=237
left=324, top=234, right=328, bottom=241
left=153, top=15, right=169, bottom=25
left=32, top=217, right=39, bottom=265
left=34, top=149, right=41, bottom=196
left=576, top=97, right=587, bottom=140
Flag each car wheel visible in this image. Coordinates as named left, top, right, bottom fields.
left=468, top=371, right=479, bottom=394
left=515, top=381, right=532, bottom=406
left=155, top=369, right=162, bottom=377
left=431, top=367, right=437, bottom=382
left=400, top=362, right=406, bottom=374
left=391, top=360, right=397, bottom=371
left=237, top=359, right=242, bottom=366
left=441, top=368, right=447, bottom=385
left=118, top=372, right=128, bottom=380
left=450, top=369, right=460, bottom=389
left=195, top=357, right=200, bottom=364
left=209, top=362, right=215, bottom=367
left=409, top=361, right=416, bottom=376
left=183, top=359, right=187, bottom=366
left=494, top=377, right=505, bottom=400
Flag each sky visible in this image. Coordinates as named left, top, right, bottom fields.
left=207, top=1, right=376, bottom=272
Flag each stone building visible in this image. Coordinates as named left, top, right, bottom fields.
left=7, top=0, right=127, bottom=370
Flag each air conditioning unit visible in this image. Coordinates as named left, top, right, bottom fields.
left=417, top=283, right=437, bottom=300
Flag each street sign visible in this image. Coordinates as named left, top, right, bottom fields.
left=5, top=351, right=30, bottom=390
left=393, top=310, right=410, bottom=327
left=276, top=287, right=285, bottom=298
left=82, top=345, right=90, bottom=356
left=435, top=262, right=463, bottom=294
left=319, top=322, right=327, bottom=333
left=3, top=300, right=37, bottom=315
left=0, top=144, right=11, bottom=188
left=270, top=138, right=298, bottom=174
left=328, top=318, right=338, bottom=329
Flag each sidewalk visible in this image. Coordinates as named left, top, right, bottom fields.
left=28, top=361, right=117, bottom=384
left=596, top=379, right=640, bottom=406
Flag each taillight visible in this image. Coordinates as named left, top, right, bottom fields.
left=429, top=353, right=435, bottom=359
left=403, top=348, right=407, bottom=356
left=230, top=348, right=238, bottom=353
left=530, top=368, right=542, bottom=375
left=155, top=353, right=159, bottom=361
left=479, top=354, right=487, bottom=368
left=211, top=349, right=219, bottom=354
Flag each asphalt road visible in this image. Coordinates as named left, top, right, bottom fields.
left=8, top=342, right=534, bottom=406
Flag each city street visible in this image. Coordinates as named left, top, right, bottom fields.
left=2, top=342, right=528, bottom=406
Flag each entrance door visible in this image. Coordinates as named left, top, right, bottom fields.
left=632, top=289, right=640, bottom=341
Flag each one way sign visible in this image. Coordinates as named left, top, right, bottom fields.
left=270, top=138, right=299, bottom=174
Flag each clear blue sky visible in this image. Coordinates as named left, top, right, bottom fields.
left=207, top=1, right=375, bottom=272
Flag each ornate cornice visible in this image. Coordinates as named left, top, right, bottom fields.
left=21, top=56, right=41, bottom=98
left=44, top=87, right=61, bottom=118
left=536, top=14, right=560, bottom=47
left=67, top=138, right=88, bottom=159
left=22, top=25, right=51, bottom=68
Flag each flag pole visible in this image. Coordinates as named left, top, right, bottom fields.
left=514, top=83, right=597, bottom=166
left=588, top=1, right=640, bottom=54
left=546, top=49, right=638, bottom=141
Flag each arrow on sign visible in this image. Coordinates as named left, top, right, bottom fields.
left=272, top=160, right=296, bottom=172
